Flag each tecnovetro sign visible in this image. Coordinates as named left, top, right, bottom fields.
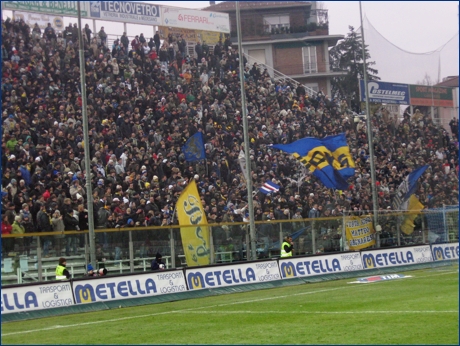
left=431, top=243, right=459, bottom=261
left=73, top=270, right=186, bottom=304
left=89, top=1, right=161, bottom=25
left=1, top=282, right=74, bottom=314
left=186, top=261, right=281, bottom=290
left=359, top=80, right=410, bottom=105
left=162, top=6, right=230, bottom=33
left=279, top=252, right=363, bottom=279
left=361, top=245, right=433, bottom=269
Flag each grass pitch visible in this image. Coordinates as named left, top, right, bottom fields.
left=2, top=266, right=458, bottom=345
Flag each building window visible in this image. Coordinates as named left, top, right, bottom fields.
left=302, top=46, right=317, bottom=74
left=263, top=14, right=290, bottom=33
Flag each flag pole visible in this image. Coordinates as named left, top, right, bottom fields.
left=236, top=1, right=257, bottom=260
left=359, top=2, right=380, bottom=247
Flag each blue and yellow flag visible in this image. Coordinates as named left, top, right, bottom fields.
left=322, top=133, right=356, bottom=179
left=182, top=132, right=206, bottom=162
left=176, top=180, right=210, bottom=266
left=271, top=133, right=355, bottom=190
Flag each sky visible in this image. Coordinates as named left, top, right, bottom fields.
left=3, top=1, right=458, bottom=83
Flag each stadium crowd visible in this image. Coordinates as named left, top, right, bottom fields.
left=1, top=18, right=458, bottom=258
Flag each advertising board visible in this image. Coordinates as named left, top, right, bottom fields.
left=409, top=84, right=454, bottom=107
left=279, top=252, right=363, bottom=279
left=359, top=80, right=410, bottom=105
left=1, top=282, right=74, bottom=314
left=186, top=261, right=281, bottom=290
left=13, top=11, right=64, bottom=31
left=361, top=245, right=433, bottom=269
left=88, top=1, right=161, bottom=25
left=73, top=270, right=186, bottom=304
left=3, top=1, right=87, bottom=16
left=431, top=242, right=459, bottom=261
left=162, top=6, right=230, bottom=33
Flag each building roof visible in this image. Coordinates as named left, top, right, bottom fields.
left=435, top=76, right=459, bottom=88
left=203, top=1, right=311, bottom=12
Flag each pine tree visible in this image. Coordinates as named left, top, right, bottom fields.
left=329, top=26, right=380, bottom=113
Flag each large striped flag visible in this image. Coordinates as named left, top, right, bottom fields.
left=259, top=181, right=280, bottom=195
left=271, top=133, right=355, bottom=190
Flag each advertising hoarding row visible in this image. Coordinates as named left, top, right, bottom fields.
left=359, top=80, right=454, bottom=107
left=2, top=243, right=457, bottom=314
left=3, top=1, right=230, bottom=33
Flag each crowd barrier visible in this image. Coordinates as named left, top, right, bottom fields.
left=2, top=242, right=458, bottom=320
left=2, top=207, right=457, bottom=286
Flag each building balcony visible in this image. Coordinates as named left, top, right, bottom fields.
left=230, top=23, right=329, bottom=42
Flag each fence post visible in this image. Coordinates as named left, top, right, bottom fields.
left=442, top=205, right=448, bottom=242
left=311, top=222, right=316, bottom=254
left=169, top=228, right=175, bottom=269
left=279, top=222, right=283, bottom=253
left=396, top=215, right=401, bottom=247
left=421, top=213, right=426, bottom=243
left=37, top=236, right=43, bottom=282
left=128, top=231, right=134, bottom=273
left=341, top=213, right=346, bottom=252
left=84, top=233, right=89, bottom=269
left=209, top=227, right=215, bottom=264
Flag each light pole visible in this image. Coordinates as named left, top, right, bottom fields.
left=77, top=2, right=97, bottom=265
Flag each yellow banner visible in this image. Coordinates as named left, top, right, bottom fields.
left=176, top=180, right=210, bottom=266
left=158, top=26, right=222, bottom=45
left=345, top=215, right=376, bottom=250
left=401, top=195, right=424, bottom=235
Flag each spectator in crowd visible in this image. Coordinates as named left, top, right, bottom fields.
left=2, top=214, right=14, bottom=254
left=51, top=209, right=65, bottom=257
left=98, top=26, right=107, bottom=46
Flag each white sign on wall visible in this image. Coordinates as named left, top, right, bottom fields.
left=13, top=10, right=64, bottom=31
left=162, top=7, right=230, bottom=34
left=89, top=1, right=162, bottom=25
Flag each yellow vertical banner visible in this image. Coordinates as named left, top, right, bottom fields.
left=176, top=180, right=210, bottom=266
left=400, top=195, right=424, bottom=235
left=345, top=215, right=376, bottom=250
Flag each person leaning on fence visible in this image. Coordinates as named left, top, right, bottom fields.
left=151, top=253, right=165, bottom=271
left=280, top=236, right=294, bottom=258
left=55, top=257, right=71, bottom=280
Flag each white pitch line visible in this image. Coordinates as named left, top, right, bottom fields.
left=2, top=270, right=458, bottom=337
left=183, top=310, right=458, bottom=314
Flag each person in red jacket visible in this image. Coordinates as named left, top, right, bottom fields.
left=2, top=214, right=14, bottom=253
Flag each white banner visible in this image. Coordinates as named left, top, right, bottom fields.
left=279, top=252, right=363, bottom=279
left=361, top=245, right=433, bottom=269
left=431, top=243, right=459, bottom=261
left=88, top=1, right=162, bottom=25
left=162, top=7, right=229, bottom=33
left=73, top=270, right=187, bottom=304
left=13, top=10, right=64, bottom=31
left=186, top=261, right=281, bottom=290
left=1, top=282, right=74, bottom=314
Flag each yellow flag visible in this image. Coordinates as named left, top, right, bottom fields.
left=401, top=195, right=424, bottom=235
left=345, top=215, right=376, bottom=250
left=176, top=180, right=210, bottom=266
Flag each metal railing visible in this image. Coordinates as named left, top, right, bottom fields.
left=1, top=207, right=458, bottom=286
left=243, top=52, right=318, bottom=97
